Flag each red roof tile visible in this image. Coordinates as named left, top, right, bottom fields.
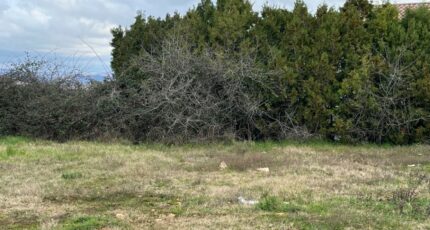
left=393, top=2, right=430, bottom=17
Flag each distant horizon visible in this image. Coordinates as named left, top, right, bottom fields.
left=0, top=49, right=112, bottom=78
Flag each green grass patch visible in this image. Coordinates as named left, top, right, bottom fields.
left=62, top=172, right=83, bottom=180
left=0, top=136, right=30, bottom=145
left=0, top=146, right=26, bottom=159
left=257, top=195, right=301, bottom=213
left=261, top=197, right=409, bottom=229
left=58, top=215, right=125, bottom=230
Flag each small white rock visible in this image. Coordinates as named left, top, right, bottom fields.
left=238, top=196, right=259, bottom=205
left=408, top=164, right=416, bottom=167
left=257, top=167, right=270, bottom=173
left=219, top=161, right=228, bottom=170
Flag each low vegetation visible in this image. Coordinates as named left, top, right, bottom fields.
left=1, top=136, right=430, bottom=229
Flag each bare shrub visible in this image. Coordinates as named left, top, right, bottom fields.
left=117, top=34, right=287, bottom=143
left=0, top=57, right=91, bottom=140
left=391, top=172, right=429, bottom=214
left=0, top=40, right=307, bottom=143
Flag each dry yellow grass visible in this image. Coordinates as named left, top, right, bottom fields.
left=1, top=137, right=430, bottom=229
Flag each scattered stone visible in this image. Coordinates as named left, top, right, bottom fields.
left=257, top=167, right=270, bottom=173
left=219, top=161, right=228, bottom=170
left=167, top=213, right=176, bottom=219
left=238, top=196, right=259, bottom=205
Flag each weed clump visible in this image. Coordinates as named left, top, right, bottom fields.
left=391, top=172, right=430, bottom=216
left=61, top=172, right=83, bottom=180
left=257, top=195, right=301, bottom=213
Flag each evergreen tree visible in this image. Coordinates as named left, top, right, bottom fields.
left=104, top=0, right=430, bottom=143
left=209, top=0, right=257, bottom=52
left=303, top=5, right=342, bottom=135
left=182, top=0, right=216, bottom=50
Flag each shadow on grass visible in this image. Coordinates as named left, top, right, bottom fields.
left=44, top=190, right=180, bottom=214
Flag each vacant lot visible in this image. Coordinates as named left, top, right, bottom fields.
left=1, top=137, right=430, bottom=229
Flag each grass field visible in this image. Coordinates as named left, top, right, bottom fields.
left=1, top=136, right=430, bottom=229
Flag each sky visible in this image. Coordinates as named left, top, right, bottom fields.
left=0, top=0, right=418, bottom=77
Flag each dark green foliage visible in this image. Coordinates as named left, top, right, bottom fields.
left=1, top=0, right=430, bottom=144
left=110, top=12, right=181, bottom=79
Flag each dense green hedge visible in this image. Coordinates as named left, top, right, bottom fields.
left=1, top=0, right=430, bottom=144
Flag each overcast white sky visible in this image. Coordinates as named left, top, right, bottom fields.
left=0, top=0, right=418, bottom=75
